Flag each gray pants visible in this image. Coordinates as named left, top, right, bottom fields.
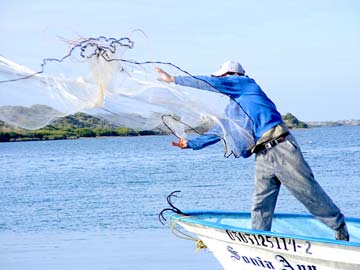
left=251, top=133, right=345, bottom=231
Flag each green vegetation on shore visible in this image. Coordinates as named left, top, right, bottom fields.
left=0, top=112, right=357, bottom=143
left=0, top=113, right=164, bottom=142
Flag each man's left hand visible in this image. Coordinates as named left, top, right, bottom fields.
left=154, top=67, right=175, bottom=83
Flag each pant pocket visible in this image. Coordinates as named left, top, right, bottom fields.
left=286, top=139, right=298, bottom=150
left=284, top=134, right=300, bottom=151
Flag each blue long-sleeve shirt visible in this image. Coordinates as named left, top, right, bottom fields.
left=174, top=75, right=283, bottom=157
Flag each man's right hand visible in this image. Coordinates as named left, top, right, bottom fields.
left=171, top=138, right=188, bottom=149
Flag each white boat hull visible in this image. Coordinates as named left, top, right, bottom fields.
left=169, top=212, right=360, bottom=270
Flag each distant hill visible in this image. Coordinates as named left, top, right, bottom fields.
left=50, top=112, right=117, bottom=130
left=282, top=113, right=308, bottom=129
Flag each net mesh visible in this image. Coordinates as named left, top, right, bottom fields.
left=0, top=36, right=254, bottom=157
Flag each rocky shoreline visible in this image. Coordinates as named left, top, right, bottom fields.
left=306, top=119, right=360, bottom=127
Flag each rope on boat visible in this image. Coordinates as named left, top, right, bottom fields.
left=159, top=191, right=207, bottom=252
left=170, top=217, right=207, bottom=252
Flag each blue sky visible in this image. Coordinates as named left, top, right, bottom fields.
left=1, top=0, right=359, bottom=121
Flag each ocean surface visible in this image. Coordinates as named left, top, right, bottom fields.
left=0, top=126, right=359, bottom=270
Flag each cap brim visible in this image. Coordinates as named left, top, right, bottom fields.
left=211, top=69, right=226, bottom=77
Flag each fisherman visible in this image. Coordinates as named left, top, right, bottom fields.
left=155, top=60, right=350, bottom=241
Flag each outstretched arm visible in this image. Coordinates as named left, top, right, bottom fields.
left=171, top=134, right=221, bottom=150
left=154, top=67, right=216, bottom=91
left=172, top=124, right=222, bottom=150
left=154, top=67, right=245, bottom=96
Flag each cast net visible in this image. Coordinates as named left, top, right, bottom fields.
left=0, top=36, right=254, bottom=157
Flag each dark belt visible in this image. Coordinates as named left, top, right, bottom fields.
left=253, top=132, right=290, bottom=154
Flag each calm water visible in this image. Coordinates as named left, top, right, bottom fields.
left=0, top=126, right=359, bottom=269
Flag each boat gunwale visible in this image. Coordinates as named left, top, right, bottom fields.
left=168, top=210, right=360, bottom=247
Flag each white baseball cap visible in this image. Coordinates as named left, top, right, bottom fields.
left=211, top=60, right=245, bottom=77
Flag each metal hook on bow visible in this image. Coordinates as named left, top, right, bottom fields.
left=159, top=190, right=186, bottom=225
